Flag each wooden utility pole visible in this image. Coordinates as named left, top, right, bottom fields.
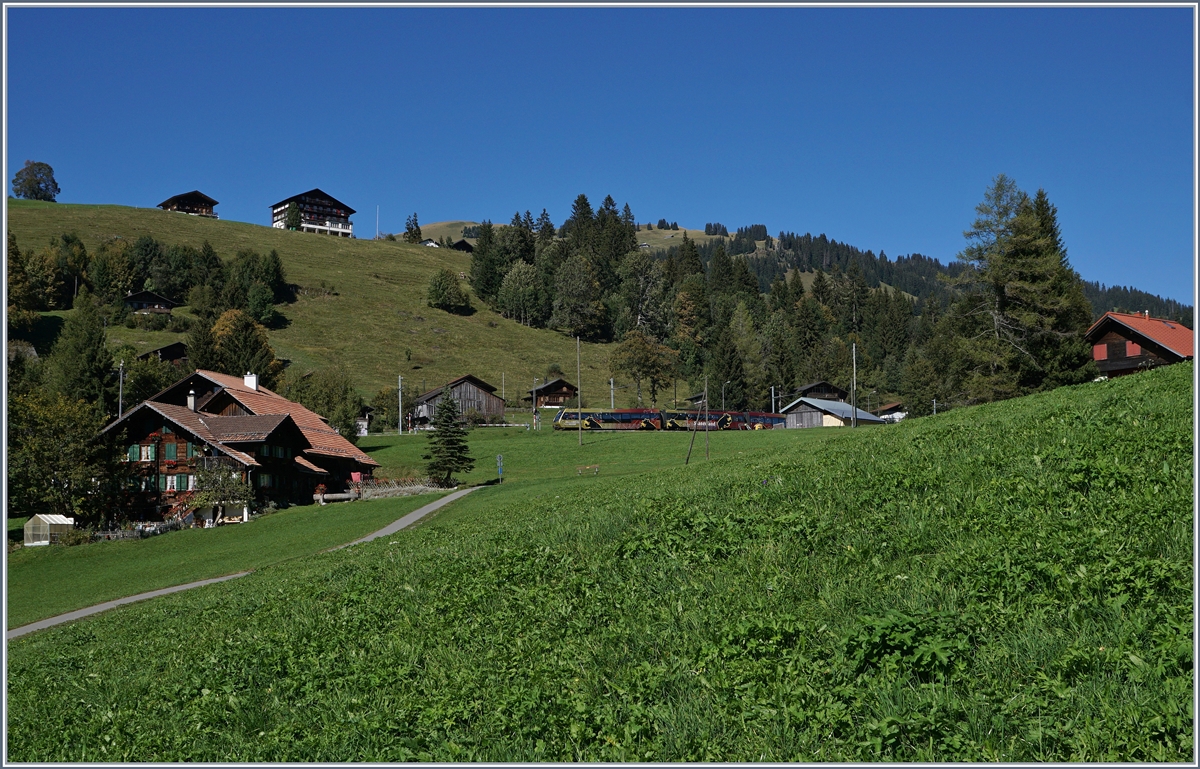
left=577, top=336, right=582, bottom=447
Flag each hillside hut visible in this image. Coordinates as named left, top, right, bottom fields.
left=793, top=381, right=849, bottom=402
left=526, top=378, right=578, bottom=408
left=1084, top=311, right=1194, bottom=377
left=124, top=290, right=178, bottom=314
left=158, top=190, right=219, bottom=218
left=24, top=514, right=75, bottom=546
left=413, top=375, right=505, bottom=424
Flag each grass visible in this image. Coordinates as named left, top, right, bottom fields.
left=6, top=364, right=1191, bottom=761
left=5, top=492, right=446, bottom=630
left=7, top=200, right=634, bottom=400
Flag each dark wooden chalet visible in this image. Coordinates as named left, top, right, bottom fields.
left=270, top=188, right=355, bottom=238
left=413, top=375, right=505, bottom=423
left=1085, top=311, right=1194, bottom=378
left=130, top=369, right=378, bottom=496
left=136, top=341, right=189, bottom=366
left=450, top=239, right=475, bottom=253
left=124, top=290, right=178, bottom=314
left=158, top=190, right=219, bottom=218
left=102, top=401, right=317, bottom=523
left=527, top=378, right=578, bottom=408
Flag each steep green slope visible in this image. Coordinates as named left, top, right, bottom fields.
left=6, top=200, right=618, bottom=400
left=5, top=351, right=1192, bottom=759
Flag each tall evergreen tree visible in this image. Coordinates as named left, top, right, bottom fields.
left=469, top=220, right=505, bottom=302
left=44, top=287, right=116, bottom=417
left=709, top=328, right=747, bottom=411
left=211, top=309, right=283, bottom=389
left=423, top=388, right=474, bottom=486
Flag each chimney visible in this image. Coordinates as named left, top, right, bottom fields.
left=187, top=389, right=196, bottom=411
left=244, top=372, right=258, bottom=391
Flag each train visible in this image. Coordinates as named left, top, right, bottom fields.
left=551, top=408, right=787, bottom=431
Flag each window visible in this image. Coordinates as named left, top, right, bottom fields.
left=162, top=425, right=172, bottom=434
left=258, top=473, right=272, bottom=489
left=166, top=474, right=177, bottom=491
left=165, top=442, right=177, bottom=460
left=260, top=444, right=270, bottom=457
left=1107, top=341, right=1125, bottom=360
left=187, top=442, right=197, bottom=458
left=187, top=474, right=196, bottom=491
left=141, top=444, right=156, bottom=462
left=274, top=445, right=286, bottom=459
left=128, top=444, right=139, bottom=462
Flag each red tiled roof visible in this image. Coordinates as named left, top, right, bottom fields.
left=1086, top=312, right=1194, bottom=359
left=103, top=402, right=260, bottom=467
left=193, top=370, right=379, bottom=467
left=295, top=455, right=329, bottom=475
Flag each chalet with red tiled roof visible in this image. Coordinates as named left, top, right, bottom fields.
left=1084, top=311, right=1194, bottom=378
left=103, top=370, right=379, bottom=521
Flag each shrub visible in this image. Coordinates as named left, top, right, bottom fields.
left=426, top=268, right=471, bottom=314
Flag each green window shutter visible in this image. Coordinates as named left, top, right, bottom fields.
left=128, top=444, right=139, bottom=462
left=177, top=474, right=188, bottom=490
left=162, top=425, right=172, bottom=434
left=147, top=444, right=156, bottom=461
left=158, top=474, right=167, bottom=491
left=165, top=443, right=177, bottom=460
left=260, top=444, right=270, bottom=457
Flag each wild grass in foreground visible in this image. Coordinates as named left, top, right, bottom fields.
left=5, top=365, right=1192, bottom=761
left=5, top=492, right=445, bottom=629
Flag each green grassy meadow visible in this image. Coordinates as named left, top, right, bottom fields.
left=5, top=492, right=445, bottom=630
left=6, top=201, right=631, bottom=400
left=6, top=365, right=1192, bottom=761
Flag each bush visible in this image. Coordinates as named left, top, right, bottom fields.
left=427, top=268, right=472, bottom=314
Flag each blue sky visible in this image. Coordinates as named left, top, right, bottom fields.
left=6, top=5, right=1195, bottom=303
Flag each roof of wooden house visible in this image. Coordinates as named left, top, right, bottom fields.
left=123, top=290, right=179, bottom=307
left=1084, top=311, right=1194, bottom=360
left=415, top=374, right=499, bottom=404
left=158, top=190, right=218, bottom=209
left=136, top=341, right=189, bottom=362
left=528, top=378, right=577, bottom=395
left=269, top=187, right=356, bottom=215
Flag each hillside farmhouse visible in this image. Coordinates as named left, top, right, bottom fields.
left=1084, top=311, right=1194, bottom=377
left=103, top=370, right=378, bottom=522
left=794, top=381, right=849, bottom=402
left=780, top=397, right=885, bottom=428
left=450, top=239, right=475, bottom=253
left=414, top=375, right=505, bottom=424
left=136, top=341, right=189, bottom=367
left=124, top=290, right=178, bottom=314
left=158, top=190, right=219, bottom=218
left=527, top=378, right=578, bottom=408
left=270, top=188, right=355, bottom=238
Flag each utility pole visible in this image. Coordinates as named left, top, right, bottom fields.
left=376, top=205, right=379, bottom=239
left=576, top=336, right=582, bottom=447
left=771, top=385, right=776, bottom=414
left=852, top=342, right=857, bottom=428
left=501, top=372, right=504, bottom=401
left=610, top=378, right=614, bottom=409
left=398, top=375, right=403, bottom=434
left=118, top=360, right=125, bottom=418
left=933, top=398, right=937, bottom=416
left=704, top=374, right=710, bottom=460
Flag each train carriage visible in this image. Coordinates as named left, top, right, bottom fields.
left=552, top=408, right=663, bottom=430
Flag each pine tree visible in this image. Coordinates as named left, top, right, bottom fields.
left=709, top=328, right=747, bottom=411
left=211, top=309, right=283, bottom=389
left=469, top=220, right=504, bottom=302
left=404, top=213, right=423, bottom=244
left=285, top=202, right=302, bottom=230
left=423, top=388, right=474, bottom=486
left=187, top=318, right=220, bottom=371
left=7, top=233, right=39, bottom=331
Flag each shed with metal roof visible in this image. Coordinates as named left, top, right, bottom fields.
left=780, top=397, right=885, bottom=428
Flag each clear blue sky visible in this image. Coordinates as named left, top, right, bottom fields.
left=6, top=5, right=1195, bottom=304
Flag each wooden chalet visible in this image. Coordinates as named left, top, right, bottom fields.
left=872, top=401, right=907, bottom=423
left=158, top=190, right=219, bottom=218
left=794, top=381, right=848, bottom=402
left=270, top=188, right=355, bottom=238
left=124, top=290, right=178, bottom=314
left=780, top=397, right=884, bottom=428
left=103, top=369, right=379, bottom=521
left=136, top=341, right=189, bottom=366
left=450, top=239, right=475, bottom=253
left=420, top=238, right=440, bottom=247
left=1085, top=311, right=1194, bottom=377
left=527, top=378, right=578, bottom=408
left=413, top=375, right=505, bottom=424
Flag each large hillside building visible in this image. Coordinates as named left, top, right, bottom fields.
left=103, top=369, right=379, bottom=521
left=270, top=188, right=355, bottom=237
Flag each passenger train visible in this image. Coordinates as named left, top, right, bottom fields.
left=552, top=408, right=786, bottom=431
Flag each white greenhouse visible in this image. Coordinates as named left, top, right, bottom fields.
left=23, top=514, right=75, bottom=546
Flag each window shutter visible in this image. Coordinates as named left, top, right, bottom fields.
left=128, top=444, right=139, bottom=462
left=1127, top=341, right=1141, bottom=356
left=165, top=443, right=177, bottom=460
left=148, top=444, right=156, bottom=461
left=158, top=474, right=167, bottom=491
left=177, top=474, right=188, bottom=491
left=1093, top=344, right=1107, bottom=361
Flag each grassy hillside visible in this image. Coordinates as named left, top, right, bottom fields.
left=6, top=200, right=628, bottom=401
left=6, top=365, right=1192, bottom=761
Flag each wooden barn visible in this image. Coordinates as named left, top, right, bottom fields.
left=124, top=290, right=178, bottom=314
left=780, top=397, right=885, bottom=428
left=450, top=239, right=475, bottom=253
left=414, top=375, right=505, bottom=423
left=527, top=378, right=578, bottom=408
left=158, top=190, right=219, bottom=218
left=1085, top=311, right=1194, bottom=378
left=137, top=341, right=189, bottom=366
left=794, top=381, right=849, bottom=402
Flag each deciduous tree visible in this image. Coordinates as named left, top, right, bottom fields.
left=11, top=160, right=60, bottom=202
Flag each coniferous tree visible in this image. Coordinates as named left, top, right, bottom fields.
left=423, top=388, right=474, bottom=486
left=285, top=202, right=302, bottom=230
left=404, top=213, right=423, bottom=244
left=709, top=328, right=747, bottom=410
left=211, top=309, right=283, bottom=389
left=7, top=233, right=39, bottom=331
left=469, top=220, right=505, bottom=302
left=44, top=287, right=116, bottom=417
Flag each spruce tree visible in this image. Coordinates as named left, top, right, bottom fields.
left=44, top=287, right=116, bottom=417
left=285, top=202, right=302, bottom=230
left=423, top=388, right=474, bottom=486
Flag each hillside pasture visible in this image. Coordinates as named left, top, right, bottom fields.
left=6, top=364, right=1191, bottom=761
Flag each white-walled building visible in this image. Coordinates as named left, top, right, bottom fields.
left=270, top=188, right=355, bottom=238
